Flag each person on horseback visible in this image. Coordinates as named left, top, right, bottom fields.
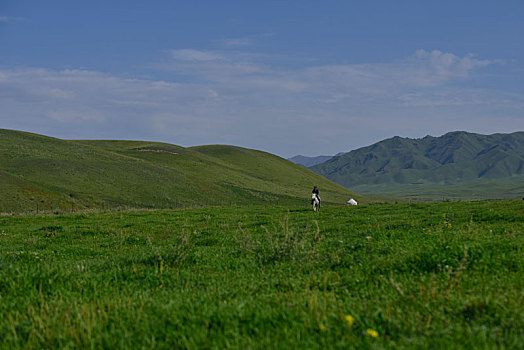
left=312, top=186, right=320, bottom=206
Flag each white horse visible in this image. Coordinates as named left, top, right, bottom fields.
left=312, top=194, right=320, bottom=212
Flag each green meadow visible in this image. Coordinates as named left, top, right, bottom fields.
left=0, top=129, right=371, bottom=213
left=1, top=201, right=522, bottom=349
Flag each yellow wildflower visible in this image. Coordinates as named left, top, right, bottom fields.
left=344, top=315, right=355, bottom=327
left=319, top=324, right=327, bottom=332
left=366, top=329, right=379, bottom=338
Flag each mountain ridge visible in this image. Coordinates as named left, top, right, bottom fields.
left=310, top=131, right=524, bottom=200
left=288, top=152, right=346, bottom=167
left=287, top=155, right=334, bottom=167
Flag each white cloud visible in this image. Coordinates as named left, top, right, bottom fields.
left=168, top=49, right=223, bottom=62
left=0, top=15, right=25, bottom=22
left=158, top=48, right=497, bottom=100
left=161, top=49, right=266, bottom=81
left=0, top=49, right=521, bottom=157
left=302, top=50, right=494, bottom=94
left=411, top=49, right=492, bottom=82
left=398, top=89, right=523, bottom=108
left=47, top=110, right=105, bottom=123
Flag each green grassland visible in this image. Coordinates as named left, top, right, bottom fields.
left=1, top=201, right=522, bottom=348
left=350, top=175, right=524, bottom=202
left=0, top=129, right=368, bottom=213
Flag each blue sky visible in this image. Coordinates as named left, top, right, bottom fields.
left=1, top=1, right=523, bottom=157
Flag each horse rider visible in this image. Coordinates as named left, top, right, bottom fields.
left=312, top=186, right=320, bottom=205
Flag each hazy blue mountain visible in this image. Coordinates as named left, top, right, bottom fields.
left=288, top=155, right=334, bottom=167
left=310, top=131, right=524, bottom=200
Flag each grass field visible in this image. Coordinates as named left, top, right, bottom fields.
left=1, top=200, right=522, bottom=348
left=349, top=176, right=524, bottom=202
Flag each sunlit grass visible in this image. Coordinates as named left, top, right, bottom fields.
left=0, top=201, right=522, bottom=348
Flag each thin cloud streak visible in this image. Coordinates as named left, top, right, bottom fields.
left=0, top=15, right=25, bottom=22
left=217, top=38, right=253, bottom=47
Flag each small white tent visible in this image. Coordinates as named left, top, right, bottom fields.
left=346, top=198, right=358, bottom=206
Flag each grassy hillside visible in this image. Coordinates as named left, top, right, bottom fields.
left=311, top=131, right=524, bottom=200
left=0, top=129, right=364, bottom=213
left=1, top=201, right=522, bottom=348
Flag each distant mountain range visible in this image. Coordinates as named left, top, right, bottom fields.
left=288, top=152, right=346, bottom=167
left=306, top=131, right=524, bottom=200
left=288, top=155, right=334, bottom=167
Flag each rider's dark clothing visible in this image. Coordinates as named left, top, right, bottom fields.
left=312, top=188, right=320, bottom=205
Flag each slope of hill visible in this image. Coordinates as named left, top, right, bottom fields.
left=311, top=131, right=524, bottom=200
left=0, top=129, right=366, bottom=213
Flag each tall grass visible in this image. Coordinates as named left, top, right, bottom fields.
left=0, top=201, right=522, bottom=348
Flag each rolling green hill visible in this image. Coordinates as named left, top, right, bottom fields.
left=0, top=129, right=365, bottom=213
left=311, top=131, right=524, bottom=200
